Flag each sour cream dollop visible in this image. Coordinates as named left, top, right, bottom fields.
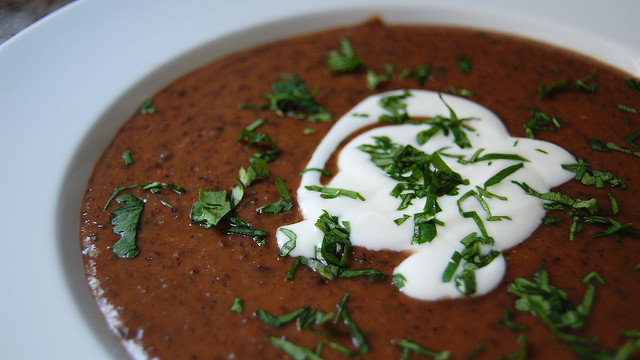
left=276, top=90, right=575, bottom=301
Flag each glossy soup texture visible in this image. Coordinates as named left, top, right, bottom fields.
left=79, top=20, right=640, bottom=359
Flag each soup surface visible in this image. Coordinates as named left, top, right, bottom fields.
left=79, top=19, right=640, bottom=359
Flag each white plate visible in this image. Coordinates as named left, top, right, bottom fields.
left=1, top=1, right=639, bottom=359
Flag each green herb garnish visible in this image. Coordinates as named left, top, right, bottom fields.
left=626, top=78, right=640, bottom=92
left=237, top=117, right=281, bottom=163
left=238, top=74, right=332, bottom=122
left=618, top=104, right=637, bottom=114
left=137, top=99, right=156, bottom=114
left=304, top=185, right=365, bottom=201
left=259, top=294, right=369, bottom=357
left=399, top=64, right=431, bottom=86
left=456, top=54, right=472, bottom=75
left=286, top=211, right=385, bottom=281
left=392, top=273, right=407, bottom=289
left=299, top=167, right=332, bottom=177
left=523, top=107, right=562, bottom=139
left=326, top=37, right=363, bottom=74
left=121, top=150, right=133, bottom=165
left=416, top=93, right=477, bottom=149
left=589, top=138, right=640, bottom=158
left=224, top=216, right=269, bottom=246
left=445, top=86, right=475, bottom=97
left=538, top=79, right=569, bottom=99
left=230, top=296, right=243, bottom=314
left=191, top=160, right=268, bottom=228
left=110, top=194, right=144, bottom=258
left=258, top=178, right=293, bottom=213
left=624, top=128, right=640, bottom=148
left=104, top=181, right=185, bottom=210
left=366, top=64, right=394, bottom=90
left=562, top=159, right=626, bottom=189
left=442, top=233, right=501, bottom=296
left=398, top=338, right=451, bottom=360
left=500, top=309, right=530, bottom=331
left=190, top=189, right=232, bottom=228
left=359, top=137, right=468, bottom=244
left=378, top=90, right=412, bottom=123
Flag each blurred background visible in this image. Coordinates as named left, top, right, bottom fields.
left=0, top=0, right=75, bottom=44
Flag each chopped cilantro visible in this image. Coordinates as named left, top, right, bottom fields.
left=626, top=77, right=640, bottom=92
left=230, top=296, right=243, bottom=314
left=326, top=37, right=363, bottom=74
left=299, top=167, right=332, bottom=177
left=366, top=64, right=394, bottom=90
left=258, top=178, right=293, bottom=213
left=285, top=211, right=385, bottom=281
left=538, top=78, right=569, bottom=99
left=121, top=150, right=133, bottom=165
left=416, top=93, right=477, bottom=148
left=624, top=128, right=640, bottom=148
left=237, top=118, right=281, bottom=163
left=398, top=338, right=451, bottom=360
left=137, top=99, right=156, bottom=114
left=500, top=309, right=530, bottom=331
left=238, top=74, right=332, bottom=122
left=304, top=185, right=365, bottom=201
left=359, top=137, right=468, bottom=244
left=378, top=90, right=412, bottom=123
left=574, top=74, right=597, bottom=94
left=618, top=104, right=637, bottom=114
left=259, top=294, right=369, bottom=357
left=445, top=86, right=474, bottom=97
left=392, top=273, right=407, bottom=289
left=399, top=64, right=431, bottom=86
left=562, top=159, right=626, bottom=189
left=190, top=189, right=232, bottom=228
left=456, top=54, right=472, bottom=75
left=522, top=107, right=562, bottom=139
left=110, top=194, right=144, bottom=259
left=104, top=181, right=185, bottom=210
left=590, top=138, right=640, bottom=158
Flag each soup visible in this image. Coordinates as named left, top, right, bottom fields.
left=79, top=19, right=640, bottom=359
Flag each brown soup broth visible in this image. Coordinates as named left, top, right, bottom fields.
left=79, top=20, right=640, bottom=359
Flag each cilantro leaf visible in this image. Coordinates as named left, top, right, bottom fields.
left=522, top=107, right=563, bottom=139
left=286, top=211, right=385, bottom=281
left=237, top=117, right=281, bottom=163
left=137, top=99, right=156, bottom=114
left=366, top=64, right=394, bottom=90
left=589, top=139, right=640, bottom=158
left=304, top=185, right=365, bottom=201
left=190, top=189, right=232, bottom=228
left=509, top=269, right=598, bottom=331
left=259, top=294, right=369, bottom=358
left=626, top=78, right=640, bottom=93
left=562, top=159, right=626, bottom=189
left=398, top=339, right=451, bottom=360
left=258, top=178, right=293, bottom=213
left=239, top=74, right=332, bottom=122
left=416, top=93, right=477, bottom=149
left=378, top=90, right=412, bottom=123
left=456, top=54, right=472, bottom=75
left=230, top=296, right=243, bottom=314
left=399, top=64, right=431, bottom=86
left=538, top=79, right=569, bottom=99
left=326, top=37, right=363, bottom=74
left=110, top=194, right=144, bottom=259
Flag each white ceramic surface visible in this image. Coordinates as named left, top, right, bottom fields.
left=1, top=1, right=639, bottom=359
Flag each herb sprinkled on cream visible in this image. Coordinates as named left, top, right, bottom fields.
left=277, top=90, right=576, bottom=300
